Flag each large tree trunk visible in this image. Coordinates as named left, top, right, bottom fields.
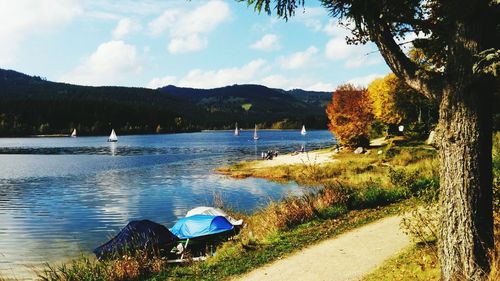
left=437, top=80, right=494, bottom=280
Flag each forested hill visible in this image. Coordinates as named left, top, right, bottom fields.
left=0, top=68, right=331, bottom=136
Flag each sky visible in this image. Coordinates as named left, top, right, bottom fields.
left=0, top=0, right=391, bottom=91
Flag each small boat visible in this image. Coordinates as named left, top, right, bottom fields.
left=301, top=125, right=307, bottom=136
left=70, top=129, right=77, bottom=137
left=234, top=123, right=240, bottom=136
left=253, top=125, right=259, bottom=140
left=108, top=129, right=118, bottom=142
left=186, top=206, right=243, bottom=226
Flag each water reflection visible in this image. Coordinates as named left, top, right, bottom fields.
left=0, top=130, right=335, bottom=279
left=108, top=142, right=117, bottom=156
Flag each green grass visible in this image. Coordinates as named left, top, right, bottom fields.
left=218, top=142, right=438, bottom=189
left=241, top=103, right=252, bottom=111
left=149, top=202, right=409, bottom=281
left=362, top=243, right=440, bottom=281
left=363, top=132, right=500, bottom=281
left=38, top=140, right=440, bottom=281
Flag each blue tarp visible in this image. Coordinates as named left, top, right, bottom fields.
left=93, top=220, right=178, bottom=259
left=170, top=215, right=234, bottom=239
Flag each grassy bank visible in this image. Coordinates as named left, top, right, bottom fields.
left=217, top=140, right=438, bottom=190
left=37, top=140, right=439, bottom=281
left=38, top=202, right=411, bottom=281
left=362, top=132, right=500, bottom=280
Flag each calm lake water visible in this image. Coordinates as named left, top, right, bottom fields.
left=0, top=130, right=335, bottom=278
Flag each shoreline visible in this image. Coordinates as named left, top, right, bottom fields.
left=1, top=129, right=330, bottom=138
left=215, top=147, right=341, bottom=182
left=30, top=139, right=442, bottom=281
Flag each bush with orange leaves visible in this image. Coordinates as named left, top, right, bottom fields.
left=326, top=84, right=373, bottom=148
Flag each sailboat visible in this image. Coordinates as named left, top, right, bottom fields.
left=234, top=123, right=240, bottom=136
left=301, top=125, right=307, bottom=136
left=253, top=125, right=259, bottom=140
left=108, top=129, right=118, bottom=142
left=70, top=129, right=77, bottom=137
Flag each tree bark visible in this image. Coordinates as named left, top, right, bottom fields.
left=437, top=82, right=493, bottom=280
left=436, top=3, right=495, bottom=277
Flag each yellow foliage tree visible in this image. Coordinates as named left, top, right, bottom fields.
left=367, top=73, right=402, bottom=125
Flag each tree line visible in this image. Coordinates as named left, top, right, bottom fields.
left=0, top=70, right=328, bottom=136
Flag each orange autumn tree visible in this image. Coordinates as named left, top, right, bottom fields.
left=326, top=84, right=373, bottom=148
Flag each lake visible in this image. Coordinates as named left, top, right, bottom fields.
left=0, top=130, right=335, bottom=279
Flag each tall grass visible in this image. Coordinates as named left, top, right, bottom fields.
left=38, top=251, right=167, bottom=281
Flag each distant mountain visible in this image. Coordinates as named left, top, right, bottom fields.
left=0, top=69, right=331, bottom=136
left=158, top=84, right=331, bottom=128
left=159, top=84, right=330, bottom=113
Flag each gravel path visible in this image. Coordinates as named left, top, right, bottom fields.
left=235, top=216, right=410, bottom=281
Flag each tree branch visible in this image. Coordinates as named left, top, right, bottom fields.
left=369, top=21, right=443, bottom=101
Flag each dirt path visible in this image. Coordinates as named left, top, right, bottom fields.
left=234, top=216, right=410, bottom=281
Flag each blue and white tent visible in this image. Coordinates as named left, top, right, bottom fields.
left=170, top=215, right=234, bottom=239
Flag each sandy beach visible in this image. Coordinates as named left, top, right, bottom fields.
left=254, top=149, right=337, bottom=168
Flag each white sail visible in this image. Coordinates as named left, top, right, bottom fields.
left=301, top=125, right=307, bottom=135
left=71, top=129, right=77, bottom=137
left=108, top=129, right=118, bottom=142
left=234, top=123, right=240, bottom=136
left=253, top=125, right=259, bottom=140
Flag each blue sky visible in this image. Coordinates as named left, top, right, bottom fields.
left=0, top=0, right=391, bottom=91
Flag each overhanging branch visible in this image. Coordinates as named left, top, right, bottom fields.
left=370, top=21, right=443, bottom=101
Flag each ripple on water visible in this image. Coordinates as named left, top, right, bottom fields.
left=0, top=131, right=336, bottom=278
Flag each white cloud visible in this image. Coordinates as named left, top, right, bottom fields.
left=168, top=34, right=208, bottom=54
left=112, top=18, right=142, bottom=39
left=148, top=57, right=336, bottom=91
left=325, top=37, right=353, bottom=61
left=344, top=55, right=381, bottom=69
left=148, top=10, right=179, bottom=36
left=308, top=82, right=335, bottom=92
left=250, top=34, right=281, bottom=51
left=323, top=19, right=352, bottom=38
left=346, top=73, right=386, bottom=87
left=325, top=37, right=381, bottom=69
left=84, top=0, right=171, bottom=18
left=278, top=46, right=319, bottom=70
left=172, top=0, right=230, bottom=37
left=259, top=74, right=290, bottom=89
left=0, top=0, right=82, bottom=65
left=148, top=0, right=230, bottom=54
left=260, top=74, right=334, bottom=92
left=147, top=75, right=177, bottom=89
left=292, top=7, right=326, bottom=32
left=177, top=59, right=267, bottom=88
left=61, top=40, right=142, bottom=86
left=149, top=59, right=267, bottom=89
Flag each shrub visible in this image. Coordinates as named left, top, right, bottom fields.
left=400, top=204, right=439, bottom=245
left=348, top=186, right=405, bottom=209
left=318, top=205, right=348, bottom=219
left=389, top=168, right=439, bottom=202
left=391, top=149, right=413, bottom=166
